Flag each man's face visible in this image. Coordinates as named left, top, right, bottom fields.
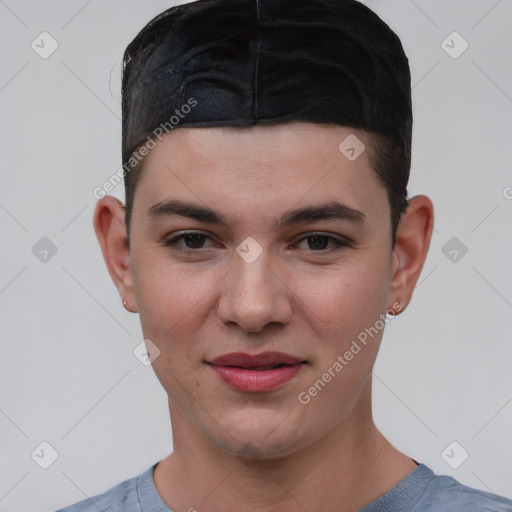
left=129, top=122, right=398, bottom=458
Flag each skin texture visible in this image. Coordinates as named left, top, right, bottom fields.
left=94, top=122, right=434, bottom=512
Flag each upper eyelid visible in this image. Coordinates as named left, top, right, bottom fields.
left=164, top=230, right=351, bottom=247
left=165, top=230, right=216, bottom=242
left=164, top=230, right=216, bottom=245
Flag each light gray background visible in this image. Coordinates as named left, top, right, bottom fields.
left=1, top=1, right=511, bottom=511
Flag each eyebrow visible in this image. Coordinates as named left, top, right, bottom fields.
left=147, top=199, right=365, bottom=228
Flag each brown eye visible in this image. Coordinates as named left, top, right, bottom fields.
left=295, top=232, right=352, bottom=252
left=307, top=235, right=330, bottom=250
left=181, top=233, right=207, bottom=249
left=164, top=231, right=216, bottom=252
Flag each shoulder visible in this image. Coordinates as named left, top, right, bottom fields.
left=54, top=465, right=155, bottom=512
left=413, top=466, right=512, bottom=512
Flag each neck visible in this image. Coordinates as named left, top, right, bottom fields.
left=154, top=383, right=416, bottom=512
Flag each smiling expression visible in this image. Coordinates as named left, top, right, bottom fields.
left=127, top=122, right=399, bottom=458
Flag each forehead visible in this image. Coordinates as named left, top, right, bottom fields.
left=132, top=122, right=389, bottom=225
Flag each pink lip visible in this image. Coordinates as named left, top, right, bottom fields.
left=208, top=351, right=306, bottom=392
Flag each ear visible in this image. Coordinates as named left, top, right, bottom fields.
left=93, top=195, right=137, bottom=312
left=389, top=195, right=434, bottom=314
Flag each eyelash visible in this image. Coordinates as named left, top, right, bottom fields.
left=162, top=231, right=352, bottom=254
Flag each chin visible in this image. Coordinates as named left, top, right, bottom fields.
left=209, top=406, right=309, bottom=460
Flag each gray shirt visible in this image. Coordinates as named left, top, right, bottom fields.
left=56, top=462, right=512, bottom=511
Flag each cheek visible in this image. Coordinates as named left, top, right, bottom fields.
left=296, top=259, right=390, bottom=338
left=132, top=259, right=217, bottom=399
left=131, top=253, right=222, bottom=355
left=292, top=264, right=390, bottom=425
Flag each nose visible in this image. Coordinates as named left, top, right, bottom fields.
left=217, top=248, right=293, bottom=334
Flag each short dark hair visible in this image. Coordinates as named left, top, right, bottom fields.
left=121, top=0, right=411, bottom=246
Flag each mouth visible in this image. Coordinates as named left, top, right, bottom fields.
left=207, top=352, right=307, bottom=392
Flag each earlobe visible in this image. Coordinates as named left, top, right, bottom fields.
left=93, top=196, right=137, bottom=312
left=389, top=195, right=434, bottom=313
